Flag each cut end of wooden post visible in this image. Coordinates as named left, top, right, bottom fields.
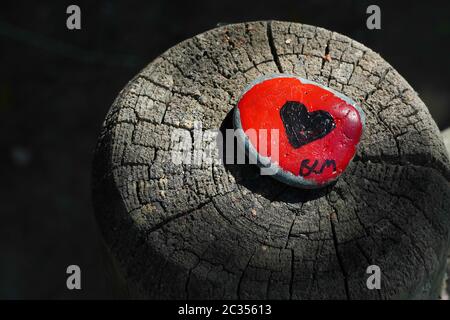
left=92, top=21, right=450, bottom=300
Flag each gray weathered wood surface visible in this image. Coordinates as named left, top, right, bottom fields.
left=443, top=128, right=450, bottom=156
left=442, top=128, right=450, bottom=299
left=92, top=21, right=450, bottom=299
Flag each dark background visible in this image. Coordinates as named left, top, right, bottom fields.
left=0, top=0, right=449, bottom=299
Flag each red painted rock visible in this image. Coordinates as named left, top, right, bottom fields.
left=234, top=75, right=365, bottom=189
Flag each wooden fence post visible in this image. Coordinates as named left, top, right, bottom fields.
left=92, top=21, right=450, bottom=299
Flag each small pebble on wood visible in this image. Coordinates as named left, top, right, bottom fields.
left=234, top=75, right=364, bottom=188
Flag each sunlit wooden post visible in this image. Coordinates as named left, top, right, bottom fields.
left=92, top=21, right=450, bottom=299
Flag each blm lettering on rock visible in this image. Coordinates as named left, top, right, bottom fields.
left=299, top=159, right=336, bottom=177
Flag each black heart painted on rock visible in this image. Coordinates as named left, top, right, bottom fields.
left=280, top=101, right=336, bottom=148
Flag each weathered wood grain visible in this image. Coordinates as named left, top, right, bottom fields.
left=92, top=21, right=450, bottom=299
